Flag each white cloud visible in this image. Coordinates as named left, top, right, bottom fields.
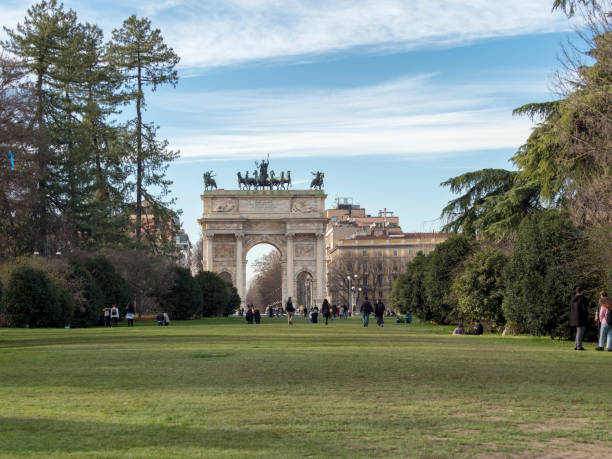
left=1, top=0, right=570, bottom=69
left=152, top=74, right=541, bottom=160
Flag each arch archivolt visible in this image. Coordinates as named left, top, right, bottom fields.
left=199, top=190, right=327, bottom=309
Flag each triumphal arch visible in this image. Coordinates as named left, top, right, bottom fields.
left=198, top=189, right=327, bottom=309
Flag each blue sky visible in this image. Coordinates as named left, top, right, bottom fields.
left=2, top=1, right=577, bottom=267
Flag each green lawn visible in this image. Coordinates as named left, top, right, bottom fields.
left=1, top=317, right=610, bottom=458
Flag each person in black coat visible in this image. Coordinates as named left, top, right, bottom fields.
left=569, top=286, right=589, bottom=350
left=322, top=299, right=331, bottom=325
left=375, top=300, right=385, bottom=327
left=245, top=306, right=254, bottom=324
left=285, top=297, right=295, bottom=325
left=360, top=297, right=373, bottom=327
left=254, top=308, right=261, bottom=324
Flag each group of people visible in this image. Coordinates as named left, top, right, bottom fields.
left=358, top=297, right=387, bottom=327
left=156, top=312, right=171, bottom=327
left=570, top=287, right=612, bottom=352
left=452, top=320, right=484, bottom=335
left=102, top=304, right=136, bottom=327
left=244, top=304, right=262, bottom=324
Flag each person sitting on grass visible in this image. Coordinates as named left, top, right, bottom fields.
left=310, top=307, right=319, bottom=324
left=406, top=312, right=412, bottom=324
left=466, top=319, right=483, bottom=335
left=453, top=324, right=466, bottom=335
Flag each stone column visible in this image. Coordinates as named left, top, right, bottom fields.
left=316, top=233, right=325, bottom=303
left=286, top=233, right=295, bottom=303
left=204, top=232, right=214, bottom=271
left=235, top=232, right=245, bottom=308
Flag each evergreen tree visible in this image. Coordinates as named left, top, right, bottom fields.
left=108, top=15, right=180, bottom=246
left=2, top=0, right=79, bottom=253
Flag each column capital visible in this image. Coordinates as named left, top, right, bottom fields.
left=316, top=233, right=324, bottom=241
left=235, top=231, right=244, bottom=240
left=286, top=232, right=295, bottom=240
left=205, top=230, right=217, bottom=238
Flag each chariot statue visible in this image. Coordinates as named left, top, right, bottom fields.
left=203, top=170, right=217, bottom=190
left=310, top=171, right=324, bottom=190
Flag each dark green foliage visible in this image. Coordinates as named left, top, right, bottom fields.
left=69, top=263, right=105, bottom=328
left=440, top=169, right=542, bottom=241
left=195, top=271, right=240, bottom=317
left=502, top=211, right=589, bottom=338
left=452, top=246, right=508, bottom=326
left=4, top=265, right=74, bottom=327
left=224, top=286, right=241, bottom=317
left=82, top=256, right=133, bottom=308
left=423, top=235, right=474, bottom=324
left=389, top=252, right=429, bottom=318
left=159, top=267, right=203, bottom=320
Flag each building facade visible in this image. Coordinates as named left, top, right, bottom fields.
left=325, top=198, right=448, bottom=309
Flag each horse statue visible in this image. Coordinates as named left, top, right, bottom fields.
left=237, top=172, right=246, bottom=190
left=203, top=170, right=217, bottom=191
left=310, top=171, right=324, bottom=190
left=278, top=171, right=286, bottom=190
left=286, top=170, right=292, bottom=189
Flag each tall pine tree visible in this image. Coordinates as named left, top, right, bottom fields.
left=109, top=15, right=180, bottom=248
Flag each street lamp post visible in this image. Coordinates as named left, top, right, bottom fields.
left=347, top=274, right=359, bottom=317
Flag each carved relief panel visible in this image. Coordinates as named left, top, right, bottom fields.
left=295, top=242, right=315, bottom=259
left=214, top=243, right=235, bottom=260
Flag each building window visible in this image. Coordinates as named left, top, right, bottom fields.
left=362, top=275, right=368, bottom=286
left=377, top=274, right=383, bottom=286
left=346, top=250, right=352, bottom=257
left=377, top=262, right=383, bottom=271
left=393, top=249, right=398, bottom=256
left=408, top=248, right=413, bottom=255
left=393, top=261, right=398, bottom=271
left=346, top=262, right=353, bottom=272
left=362, top=263, right=368, bottom=272
left=331, top=216, right=338, bottom=222
left=362, top=249, right=367, bottom=256
left=378, top=249, right=383, bottom=257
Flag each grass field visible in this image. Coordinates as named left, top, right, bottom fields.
left=1, top=317, right=611, bottom=458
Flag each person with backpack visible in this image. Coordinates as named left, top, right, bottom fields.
left=569, top=286, right=589, bottom=351
left=245, top=306, right=254, bottom=324
left=110, top=304, right=120, bottom=327
left=360, top=297, right=373, bottom=327
left=375, top=300, right=385, bottom=327
left=103, top=307, right=111, bottom=327
left=254, top=308, right=261, bottom=324
left=285, top=297, right=295, bottom=325
left=322, top=299, right=331, bottom=325
left=595, top=291, right=612, bottom=352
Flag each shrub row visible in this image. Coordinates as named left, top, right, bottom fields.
left=0, top=253, right=240, bottom=328
left=390, top=210, right=596, bottom=338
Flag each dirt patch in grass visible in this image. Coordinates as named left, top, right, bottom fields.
left=517, top=418, right=590, bottom=433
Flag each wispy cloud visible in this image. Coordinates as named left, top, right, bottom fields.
left=2, top=0, right=570, bottom=69
left=153, top=74, right=544, bottom=160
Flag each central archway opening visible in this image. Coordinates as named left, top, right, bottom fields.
left=245, top=243, right=282, bottom=312
left=296, top=271, right=313, bottom=309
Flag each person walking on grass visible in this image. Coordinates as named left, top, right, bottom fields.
left=254, top=308, right=261, bottom=324
left=125, top=303, right=135, bottom=327
left=246, top=306, right=254, bottom=324
left=375, top=300, right=385, bottom=327
left=360, top=297, right=373, bottom=327
left=595, top=291, right=612, bottom=352
left=286, top=297, right=295, bottom=325
left=569, top=286, right=589, bottom=351
left=156, top=312, right=164, bottom=326
left=322, top=299, right=331, bottom=325
left=110, top=304, right=119, bottom=327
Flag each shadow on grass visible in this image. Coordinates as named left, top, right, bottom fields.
left=0, top=416, right=346, bottom=456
